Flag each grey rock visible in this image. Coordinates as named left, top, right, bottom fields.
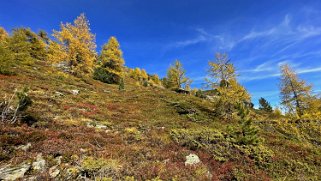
left=0, top=163, right=31, bottom=180
left=185, top=153, right=201, bottom=166
left=32, top=154, right=46, bottom=171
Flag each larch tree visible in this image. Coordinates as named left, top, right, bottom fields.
left=94, top=36, right=125, bottom=84
left=207, top=53, right=236, bottom=88
left=141, top=69, right=148, bottom=80
left=7, top=28, right=47, bottom=62
left=207, top=53, right=250, bottom=118
left=166, top=60, right=191, bottom=90
left=280, top=64, right=312, bottom=117
left=53, top=13, right=97, bottom=75
left=0, top=27, right=9, bottom=42
left=149, top=74, right=161, bottom=86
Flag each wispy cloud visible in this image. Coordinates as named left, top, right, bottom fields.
left=240, top=65, right=321, bottom=82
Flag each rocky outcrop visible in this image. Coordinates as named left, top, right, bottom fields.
left=0, top=162, right=31, bottom=180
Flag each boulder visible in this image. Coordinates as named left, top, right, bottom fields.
left=0, top=163, right=31, bottom=180
left=185, top=154, right=201, bottom=166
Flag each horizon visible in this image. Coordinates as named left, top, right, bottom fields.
left=1, top=0, right=321, bottom=107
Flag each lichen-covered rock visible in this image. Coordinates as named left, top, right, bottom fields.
left=0, top=163, right=31, bottom=180
left=49, top=166, right=60, bottom=178
left=32, top=154, right=46, bottom=171
left=185, top=154, right=201, bottom=166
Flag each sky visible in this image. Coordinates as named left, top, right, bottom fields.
left=1, top=0, right=321, bottom=107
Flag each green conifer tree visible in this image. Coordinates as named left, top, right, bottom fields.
left=235, top=103, right=260, bottom=145
left=94, top=36, right=125, bottom=84
left=258, top=97, right=273, bottom=113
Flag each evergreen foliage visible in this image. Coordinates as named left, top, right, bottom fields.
left=95, top=36, right=124, bottom=84
left=258, top=97, right=273, bottom=113
left=235, top=103, right=260, bottom=145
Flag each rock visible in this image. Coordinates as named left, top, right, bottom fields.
left=32, top=154, right=46, bottom=171
left=55, top=156, right=63, bottom=165
left=49, top=166, right=60, bottom=178
left=0, top=163, right=31, bottom=180
left=185, top=154, right=201, bottom=166
left=95, top=124, right=108, bottom=129
left=71, top=89, right=80, bottom=95
left=86, top=122, right=108, bottom=129
left=15, top=143, right=32, bottom=151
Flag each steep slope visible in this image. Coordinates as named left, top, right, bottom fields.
left=1, top=61, right=321, bottom=180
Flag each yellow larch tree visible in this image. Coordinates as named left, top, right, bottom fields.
left=53, top=13, right=97, bottom=75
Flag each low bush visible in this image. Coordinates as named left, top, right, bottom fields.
left=0, top=87, right=33, bottom=124
left=170, top=128, right=273, bottom=167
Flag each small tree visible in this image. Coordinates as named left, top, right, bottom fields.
left=280, top=64, right=312, bottom=117
left=207, top=53, right=250, bottom=118
left=234, top=103, right=260, bottom=145
left=166, top=60, right=191, bottom=90
left=1, top=87, right=32, bottom=124
left=258, top=97, right=273, bottom=113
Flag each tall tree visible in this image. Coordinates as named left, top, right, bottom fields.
left=166, top=60, right=191, bottom=90
left=207, top=53, right=250, bottom=118
left=280, top=64, right=312, bottom=117
left=94, top=36, right=125, bottom=84
left=53, top=13, right=96, bottom=74
left=258, top=97, right=273, bottom=113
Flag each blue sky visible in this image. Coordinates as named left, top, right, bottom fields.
left=1, top=0, right=321, bottom=107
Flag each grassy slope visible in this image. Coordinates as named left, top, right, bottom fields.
left=1, top=61, right=321, bottom=180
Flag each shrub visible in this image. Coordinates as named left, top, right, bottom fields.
left=0, top=87, right=32, bottom=124
left=81, top=157, right=121, bottom=178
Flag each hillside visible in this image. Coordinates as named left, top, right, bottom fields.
left=1, top=60, right=321, bottom=180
